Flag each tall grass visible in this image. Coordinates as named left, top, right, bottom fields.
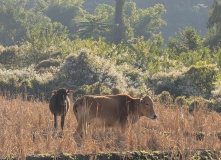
left=0, top=94, right=221, bottom=159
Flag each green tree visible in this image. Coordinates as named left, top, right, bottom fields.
left=206, top=0, right=221, bottom=47
left=132, top=4, right=166, bottom=40
left=94, top=4, right=114, bottom=23
left=168, top=26, right=202, bottom=54
left=77, top=15, right=114, bottom=40
left=0, top=5, right=27, bottom=46
left=26, top=22, right=68, bottom=64
left=0, top=0, right=52, bottom=46
left=44, top=0, right=85, bottom=34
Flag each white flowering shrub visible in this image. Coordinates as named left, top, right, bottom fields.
left=58, top=48, right=129, bottom=93
left=0, top=66, right=55, bottom=98
left=150, top=70, right=183, bottom=95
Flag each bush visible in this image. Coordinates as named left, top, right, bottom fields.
left=175, top=96, right=188, bottom=108
left=36, top=58, right=61, bottom=70
left=151, top=65, right=219, bottom=99
left=176, top=66, right=219, bottom=98
left=58, top=48, right=128, bottom=92
left=0, top=46, right=20, bottom=69
left=212, top=98, right=221, bottom=113
left=188, top=97, right=213, bottom=113
left=157, top=91, right=173, bottom=107
left=111, top=87, right=121, bottom=95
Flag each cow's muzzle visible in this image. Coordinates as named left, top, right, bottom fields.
left=152, top=114, right=157, bottom=119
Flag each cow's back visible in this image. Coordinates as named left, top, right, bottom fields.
left=106, top=94, right=138, bottom=115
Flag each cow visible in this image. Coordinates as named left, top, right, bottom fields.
left=73, top=94, right=157, bottom=137
left=49, top=88, right=74, bottom=130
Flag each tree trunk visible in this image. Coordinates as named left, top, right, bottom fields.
left=114, top=0, right=126, bottom=44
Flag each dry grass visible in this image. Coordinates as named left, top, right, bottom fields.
left=0, top=94, right=221, bottom=159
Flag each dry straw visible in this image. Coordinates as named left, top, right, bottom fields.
left=0, top=94, right=221, bottom=159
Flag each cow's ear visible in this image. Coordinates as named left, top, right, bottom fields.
left=67, top=90, right=74, bottom=94
left=52, top=90, right=57, bottom=96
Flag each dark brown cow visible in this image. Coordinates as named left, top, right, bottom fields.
left=49, top=88, right=74, bottom=130
left=73, top=94, right=157, bottom=136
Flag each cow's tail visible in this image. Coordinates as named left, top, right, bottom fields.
left=74, top=103, right=78, bottom=113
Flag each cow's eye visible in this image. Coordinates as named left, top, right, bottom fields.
left=146, top=103, right=149, bottom=106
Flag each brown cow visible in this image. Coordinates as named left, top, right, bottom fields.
left=49, top=88, right=74, bottom=130
left=73, top=94, right=157, bottom=137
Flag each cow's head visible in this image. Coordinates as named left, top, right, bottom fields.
left=139, top=95, right=157, bottom=119
left=52, top=88, right=74, bottom=106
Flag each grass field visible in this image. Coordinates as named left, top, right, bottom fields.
left=0, top=94, right=221, bottom=159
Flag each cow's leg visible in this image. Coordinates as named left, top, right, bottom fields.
left=61, top=114, right=65, bottom=130
left=73, top=118, right=85, bottom=147
left=54, top=114, right=57, bottom=129
left=120, top=119, right=127, bottom=134
left=75, top=119, right=84, bottom=137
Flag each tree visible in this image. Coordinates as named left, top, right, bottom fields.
left=94, top=4, right=114, bottom=23
left=26, top=22, right=68, bottom=64
left=168, top=26, right=202, bottom=54
left=114, top=0, right=128, bottom=44
left=133, top=4, right=166, bottom=40
left=206, top=0, right=221, bottom=47
left=0, top=5, right=26, bottom=46
left=77, top=15, right=114, bottom=40
left=44, top=1, right=85, bottom=34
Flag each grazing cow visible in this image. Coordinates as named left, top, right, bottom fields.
left=49, top=88, right=74, bottom=130
left=73, top=94, right=157, bottom=136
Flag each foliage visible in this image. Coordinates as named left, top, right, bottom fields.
left=0, top=4, right=27, bottom=46
left=175, top=96, right=188, bottom=108
left=26, top=22, right=69, bottom=64
left=44, top=0, right=85, bottom=34
left=77, top=15, right=114, bottom=40
left=212, top=98, right=221, bottom=113
left=206, top=0, right=221, bottom=47
left=35, top=58, right=61, bottom=70
left=131, top=3, right=167, bottom=40
left=157, top=91, right=173, bottom=106
left=177, top=66, right=219, bottom=98
left=58, top=48, right=129, bottom=93
left=188, top=97, right=213, bottom=113
left=0, top=46, right=20, bottom=69
left=150, top=65, right=219, bottom=99
left=168, top=26, right=202, bottom=55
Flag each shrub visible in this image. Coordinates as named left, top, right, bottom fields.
left=176, top=65, right=219, bottom=98
left=157, top=91, right=173, bottom=107
left=58, top=48, right=128, bottom=92
left=36, top=58, right=61, bottom=70
left=212, top=98, right=221, bottom=113
left=175, top=96, right=188, bottom=108
left=0, top=46, right=20, bottom=69
left=111, top=87, right=121, bottom=95
left=149, top=70, right=183, bottom=96
left=74, top=85, right=90, bottom=96
left=188, top=97, right=213, bottom=113
left=151, top=65, right=219, bottom=99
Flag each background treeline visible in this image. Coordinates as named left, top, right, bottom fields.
left=0, top=0, right=221, bottom=112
